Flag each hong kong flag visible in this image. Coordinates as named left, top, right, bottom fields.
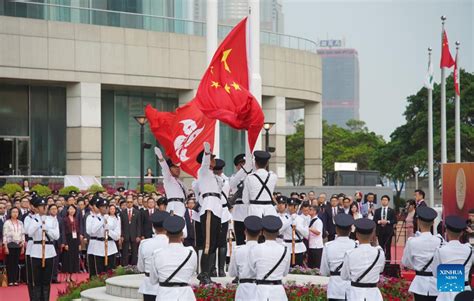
left=145, top=100, right=216, bottom=178
left=195, top=17, right=264, bottom=151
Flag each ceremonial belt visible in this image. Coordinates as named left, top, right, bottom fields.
left=235, top=200, right=244, bottom=205
left=34, top=241, right=53, bottom=245
left=262, top=247, right=287, bottom=281
left=144, top=272, right=150, bottom=277
left=250, top=200, right=273, bottom=205
left=27, top=237, right=33, bottom=241
left=202, top=192, right=221, bottom=199
left=253, top=173, right=272, bottom=201
left=168, top=198, right=184, bottom=203
left=239, top=278, right=256, bottom=284
left=159, top=282, right=189, bottom=287
left=351, top=282, right=377, bottom=288
left=331, top=261, right=344, bottom=277
left=330, top=271, right=341, bottom=276
left=94, top=237, right=106, bottom=241
left=284, top=239, right=303, bottom=243
left=415, top=271, right=433, bottom=276
left=222, top=203, right=228, bottom=208
left=90, top=236, right=98, bottom=240
left=256, top=280, right=282, bottom=285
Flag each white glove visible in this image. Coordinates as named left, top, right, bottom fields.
left=154, top=147, right=163, bottom=160
left=204, top=142, right=211, bottom=153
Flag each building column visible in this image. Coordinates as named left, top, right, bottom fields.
left=66, top=82, right=102, bottom=176
left=304, top=101, right=322, bottom=186
left=262, top=96, right=286, bottom=186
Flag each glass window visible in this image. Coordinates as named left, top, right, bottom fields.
left=219, top=123, right=245, bottom=176
left=0, top=84, right=29, bottom=136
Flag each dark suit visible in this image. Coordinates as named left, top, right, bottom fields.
left=183, top=209, right=195, bottom=247
left=326, top=205, right=344, bottom=241
left=140, top=208, right=157, bottom=239
left=120, top=208, right=142, bottom=265
left=317, top=204, right=328, bottom=239
left=374, top=207, right=397, bottom=261
left=413, top=200, right=428, bottom=232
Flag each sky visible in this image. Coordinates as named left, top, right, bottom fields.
left=283, top=0, right=473, bottom=139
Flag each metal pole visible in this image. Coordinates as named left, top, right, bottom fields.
left=455, top=41, right=461, bottom=163
left=440, top=16, right=447, bottom=164
left=207, top=0, right=220, bottom=157
left=427, top=48, right=435, bottom=208
left=249, top=0, right=262, bottom=150
left=265, top=129, right=269, bottom=152
left=415, top=172, right=419, bottom=190
left=140, top=124, right=145, bottom=193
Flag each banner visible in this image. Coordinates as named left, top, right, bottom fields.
left=442, top=162, right=474, bottom=219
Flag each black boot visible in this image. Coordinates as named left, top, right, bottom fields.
left=209, top=253, right=217, bottom=277
left=42, top=286, right=51, bottom=301
left=32, top=286, right=42, bottom=301
left=218, top=247, right=227, bottom=277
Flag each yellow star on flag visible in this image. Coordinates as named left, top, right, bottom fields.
left=221, top=49, right=232, bottom=73
left=231, top=82, right=241, bottom=91
left=211, top=81, right=220, bottom=88
left=224, top=83, right=231, bottom=94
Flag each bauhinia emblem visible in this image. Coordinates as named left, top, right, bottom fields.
left=174, top=119, right=204, bottom=162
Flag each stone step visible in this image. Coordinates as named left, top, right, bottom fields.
left=80, top=286, right=141, bottom=301
left=106, top=274, right=143, bottom=299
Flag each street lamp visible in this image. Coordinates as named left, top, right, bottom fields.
left=134, top=115, right=148, bottom=193
left=413, top=166, right=419, bottom=190
left=263, top=122, right=275, bottom=153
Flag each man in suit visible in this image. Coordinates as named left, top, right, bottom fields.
left=19, top=196, right=30, bottom=222
left=342, top=197, right=352, bottom=214
left=183, top=197, right=196, bottom=247
left=414, top=189, right=427, bottom=208
left=120, top=195, right=142, bottom=265
left=326, top=195, right=344, bottom=241
left=362, top=192, right=377, bottom=219
left=374, top=195, right=397, bottom=262
left=140, top=197, right=157, bottom=239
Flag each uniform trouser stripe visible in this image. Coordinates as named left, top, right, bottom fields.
left=204, top=210, right=211, bottom=255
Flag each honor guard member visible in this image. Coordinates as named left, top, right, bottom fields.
left=138, top=211, right=170, bottom=301
left=213, top=158, right=232, bottom=277
left=229, top=150, right=253, bottom=246
left=196, top=142, right=223, bottom=284
left=154, top=147, right=187, bottom=217
left=275, top=196, right=289, bottom=244
left=341, top=218, right=385, bottom=301
left=229, top=216, right=262, bottom=301
left=150, top=215, right=198, bottom=301
left=86, top=197, right=99, bottom=277
left=24, top=199, right=37, bottom=300
left=250, top=215, right=291, bottom=301
left=243, top=151, right=278, bottom=217
left=320, top=214, right=357, bottom=301
left=90, top=198, right=120, bottom=274
left=280, top=197, right=309, bottom=267
left=401, top=207, right=443, bottom=301
left=25, top=197, right=60, bottom=301
left=431, top=216, right=474, bottom=301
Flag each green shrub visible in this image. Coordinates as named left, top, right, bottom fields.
left=31, top=184, right=52, bottom=197
left=135, top=183, right=156, bottom=194
left=59, top=186, right=80, bottom=196
left=88, top=184, right=105, bottom=194
left=0, top=183, right=23, bottom=197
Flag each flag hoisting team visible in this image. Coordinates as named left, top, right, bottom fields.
left=20, top=140, right=473, bottom=301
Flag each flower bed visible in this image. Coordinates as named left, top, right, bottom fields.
left=289, top=265, right=320, bottom=276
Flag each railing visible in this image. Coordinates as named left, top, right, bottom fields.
left=3, top=1, right=317, bottom=53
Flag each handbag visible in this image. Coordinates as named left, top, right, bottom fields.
left=0, top=268, right=7, bottom=287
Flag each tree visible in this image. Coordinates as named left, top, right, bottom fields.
left=286, top=120, right=305, bottom=186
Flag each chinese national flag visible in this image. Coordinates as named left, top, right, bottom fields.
left=195, top=17, right=264, bottom=151
left=440, top=30, right=455, bottom=68
left=145, top=100, right=216, bottom=178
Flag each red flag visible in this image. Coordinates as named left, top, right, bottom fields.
left=195, top=17, right=264, bottom=151
left=440, top=30, right=455, bottom=68
left=145, top=100, right=216, bottom=178
left=454, top=58, right=460, bottom=96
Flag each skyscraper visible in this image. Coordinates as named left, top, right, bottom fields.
left=317, top=47, right=360, bottom=128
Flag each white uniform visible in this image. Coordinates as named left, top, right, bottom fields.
left=197, top=153, right=223, bottom=218
left=341, top=244, right=385, bottom=301
left=24, top=214, right=35, bottom=256
left=220, top=175, right=232, bottom=224
left=150, top=243, right=197, bottom=301
left=280, top=213, right=309, bottom=254
left=320, top=236, right=358, bottom=299
left=243, top=169, right=277, bottom=217
left=89, top=214, right=120, bottom=256
left=249, top=240, right=291, bottom=301
left=229, top=167, right=251, bottom=222
left=228, top=240, right=258, bottom=301
left=137, top=234, right=169, bottom=296
left=86, top=213, right=97, bottom=255
left=401, top=232, right=444, bottom=297
left=276, top=212, right=289, bottom=244
left=431, top=240, right=473, bottom=301
left=25, top=215, right=60, bottom=259
left=159, top=159, right=187, bottom=217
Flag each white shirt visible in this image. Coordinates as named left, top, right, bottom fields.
left=280, top=213, right=309, bottom=254
left=160, top=159, right=187, bottom=217
left=197, top=153, right=223, bottom=218
left=308, top=217, right=323, bottom=249
left=138, top=234, right=169, bottom=295
left=24, top=214, right=35, bottom=256
left=86, top=213, right=97, bottom=255
left=431, top=240, right=473, bottom=301
left=320, top=236, right=358, bottom=299
left=220, top=174, right=232, bottom=223
left=401, top=232, right=444, bottom=296
left=229, top=240, right=258, bottom=301
left=3, top=219, right=25, bottom=245
left=277, top=212, right=289, bottom=244
left=341, top=244, right=385, bottom=301
left=229, top=168, right=250, bottom=222
left=25, top=214, right=60, bottom=259
left=243, top=168, right=277, bottom=217
left=89, top=214, right=120, bottom=256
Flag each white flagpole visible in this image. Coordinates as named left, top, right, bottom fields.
left=249, top=0, right=262, bottom=151
left=455, top=41, right=461, bottom=163
left=427, top=47, right=435, bottom=208
left=207, top=0, right=220, bottom=157
left=440, top=15, right=447, bottom=164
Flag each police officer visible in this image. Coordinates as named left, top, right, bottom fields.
left=25, top=197, right=60, bottom=301
left=320, top=214, right=357, bottom=301
left=341, top=218, right=385, bottom=301
left=229, top=216, right=261, bottom=301
left=150, top=215, right=197, bottom=301
left=250, top=215, right=291, bottom=301
left=401, top=207, right=443, bottom=301
left=154, top=147, right=187, bottom=217
left=138, top=211, right=170, bottom=301
left=243, top=151, right=278, bottom=217
left=90, top=198, right=120, bottom=274
left=229, top=151, right=253, bottom=246
left=24, top=198, right=37, bottom=299
left=196, top=142, right=223, bottom=284
left=280, top=197, right=308, bottom=267
left=275, top=196, right=289, bottom=244
left=431, top=215, right=473, bottom=301
left=86, top=197, right=99, bottom=277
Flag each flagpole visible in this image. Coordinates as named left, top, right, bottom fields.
left=207, top=0, right=220, bottom=157
left=440, top=15, right=447, bottom=164
left=427, top=47, right=435, bottom=208
left=454, top=41, right=461, bottom=163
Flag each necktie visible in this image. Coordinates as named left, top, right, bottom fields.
left=149, top=209, right=152, bottom=215
left=128, top=209, right=132, bottom=223
left=383, top=208, right=387, bottom=220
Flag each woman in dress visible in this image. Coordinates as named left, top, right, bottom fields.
left=349, top=202, right=362, bottom=240
left=404, top=199, right=416, bottom=239
left=61, top=205, right=80, bottom=282
left=2, top=207, right=25, bottom=286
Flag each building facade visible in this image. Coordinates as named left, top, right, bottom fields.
left=0, top=1, right=321, bottom=186
left=317, top=48, right=359, bottom=128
